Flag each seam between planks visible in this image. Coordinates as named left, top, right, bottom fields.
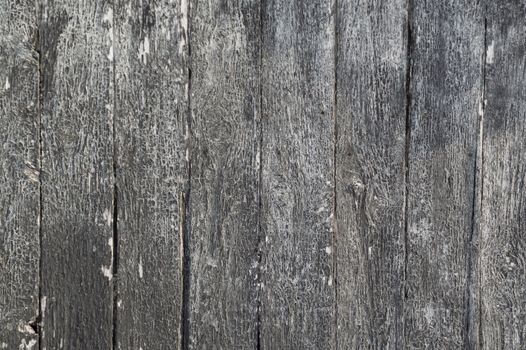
left=110, top=1, right=119, bottom=348
left=37, top=1, right=44, bottom=347
left=403, top=0, right=413, bottom=346
left=180, top=0, right=192, bottom=347
left=256, top=0, right=264, bottom=349
left=464, top=12, right=487, bottom=350
left=332, top=0, right=339, bottom=348
left=477, top=19, right=487, bottom=350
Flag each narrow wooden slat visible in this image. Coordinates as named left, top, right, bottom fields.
left=260, top=1, right=335, bottom=348
left=188, top=0, right=261, bottom=347
left=40, top=1, right=114, bottom=348
left=113, top=0, right=188, bottom=348
left=480, top=3, right=526, bottom=348
left=0, top=0, right=39, bottom=348
left=335, top=0, right=407, bottom=348
left=405, top=1, right=484, bottom=347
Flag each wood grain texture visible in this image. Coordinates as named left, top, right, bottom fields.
left=114, top=0, right=188, bottom=348
left=260, top=1, right=335, bottom=348
left=188, top=0, right=261, bottom=348
left=480, top=2, right=526, bottom=348
left=405, top=1, right=485, bottom=348
left=335, top=0, right=407, bottom=348
left=0, top=0, right=40, bottom=348
left=39, top=1, right=114, bottom=348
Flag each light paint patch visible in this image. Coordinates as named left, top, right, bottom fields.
left=328, top=275, right=333, bottom=286
left=108, top=46, right=113, bottom=61
left=23, top=166, right=39, bottom=183
left=41, top=296, right=47, bottom=314
left=117, top=299, right=122, bottom=308
left=101, top=265, right=112, bottom=280
left=178, top=37, right=184, bottom=54
left=424, top=305, right=435, bottom=324
left=18, top=323, right=35, bottom=335
left=103, top=8, right=113, bottom=24
left=5, top=77, right=10, bottom=90
left=181, top=0, right=188, bottom=31
left=19, top=339, right=37, bottom=350
left=103, top=209, right=113, bottom=227
left=325, top=246, right=332, bottom=255
left=138, top=36, right=150, bottom=64
left=1, top=342, right=7, bottom=349
left=487, top=41, right=494, bottom=64
left=138, top=256, right=143, bottom=279
left=108, top=238, right=113, bottom=253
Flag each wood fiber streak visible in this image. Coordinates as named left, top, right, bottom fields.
left=335, top=0, right=407, bottom=348
left=0, top=0, right=39, bottom=348
left=188, top=0, right=261, bottom=348
left=480, top=3, right=526, bottom=349
left=260, top=1, right=335, bottom=348
left=114, top=0, right=188, bottom=348
left=39, top=0, right=114, bottom=348
left=405, top=1, right=484, bottom=348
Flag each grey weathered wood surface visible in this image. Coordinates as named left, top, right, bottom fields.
left=335, top=0, right=407, bottom=348
left=480, top=2, right=526, bottom=348
left=114, top=0, right=188, bottom=348
left=405, top=1, right=484, bottom=348
left=260, top=0, right=335, bottom=348
left=0, top=0, right=40, bottom=348
left=188, top=0, right=260, bottom=348
left=39, top=1, right=114, bottom=348
left=2, top=0, right=526, bottom=349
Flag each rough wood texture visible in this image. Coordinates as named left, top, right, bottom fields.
left=480, top=2, right=526, bottom=348
left=0, top=0, right=40, bottom=348
left=335, top=0, right=407, bottom=348
left=4, top=1, right=526, bottom=348
left=405, top=1, right=485, bottom=348
left=39, top=1, right=114, bottom=348
left=260, top=1, right=335, bottom=348
left=114, top=0, right=188, bottom=348
left=188, top=0, right=261, bottom=348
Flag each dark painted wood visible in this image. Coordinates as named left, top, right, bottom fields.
left=39, top=1, right=114, bottom=348
left=405, top=1, right=485, bottom=348
left=0, top=0, right=40, bottom=348
left=260, top=1, right=335, bottom=348
left=114, top=0, right=188, bottom=348
left=335, top=0, right=407, bottom=348
left=188, top=0, right=261, bottom=348
left=480, top=2, right=526, bottom=349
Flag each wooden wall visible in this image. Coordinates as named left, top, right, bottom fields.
left=1, top=0, right=525, bottom=348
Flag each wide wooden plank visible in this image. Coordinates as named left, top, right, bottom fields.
left=260, top=1, right=335, bottom=348
left=0, top=1, right=40, bottom=348
left=335, top=0, right=407, bottom=348
left=405, top=1, right=484, bottom=348
left=114, top=0, right=188, bottom=348
left=39, top=1, right=114, bottom=348
left=188, top=0, right=261, bottom=347
left=480, top=3, right=526, bottom=348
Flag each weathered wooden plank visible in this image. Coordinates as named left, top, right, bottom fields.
left=480, top=3, right=526, bottom=348
left=405, top=1, right=485, bottom=348
left=335, top=0, right=407, bottom=348
left=260, top=1, right=335, bottom=348
left=188, top=0, right=260, bottom=347
left=39, top=1, right=114, bottom=348
left=114, top=0, right=188, bottom=348
left=0, top=1, right=40, bottom=348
